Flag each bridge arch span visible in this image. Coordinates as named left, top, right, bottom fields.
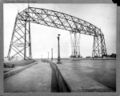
left=8, top=7, right=107, bottom=60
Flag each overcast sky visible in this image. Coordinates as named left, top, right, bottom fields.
left=4, top=4, right=116, bottom=58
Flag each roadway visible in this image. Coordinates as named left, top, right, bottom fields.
left=4, top=60, right=51, bottom=92
left=4, top=59, right=115, bottom=92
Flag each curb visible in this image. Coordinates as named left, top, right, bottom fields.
left=4, top=61, right=37, bottom=79
left=41, top=59, right=71, bottom=92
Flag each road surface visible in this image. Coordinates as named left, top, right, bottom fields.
left=4, top=59, right=115, bottom=92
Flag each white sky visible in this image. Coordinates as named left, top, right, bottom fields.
left=4, top=4, right=116, bottom=58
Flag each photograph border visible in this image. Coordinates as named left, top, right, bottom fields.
left=0, top=0, right=119, bottom=96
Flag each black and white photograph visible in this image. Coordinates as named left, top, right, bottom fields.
left=3, top=3, right=116, bottom=92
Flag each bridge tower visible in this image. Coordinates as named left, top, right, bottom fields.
left=92, top=33, right=107, bottom=58
left=7, top=8, right=32, bottom=60
left=70, top=29, right=80, bottom=58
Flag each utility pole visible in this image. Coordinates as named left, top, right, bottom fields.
left=57, top=34, right=61, bottom=64
left=51, top=48, right=53, bottom=60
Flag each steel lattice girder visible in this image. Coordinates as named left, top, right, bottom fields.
left=18, top=7, right=102, bottom=36
left=8, top=7, right=107, bottom=60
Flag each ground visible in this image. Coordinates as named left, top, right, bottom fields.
left=4, top=59, right=116, bottom=92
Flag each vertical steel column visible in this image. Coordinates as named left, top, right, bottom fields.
left=24, top=20, right=27, bottom=60
left=74, top=32, right=77, bottom=57
left=100, top=35, right=102, bottom=57
left=28, top=7, right=32, bottom=59
left=78, top=33, right=80, bottom=57
left=70, top=32, right=73, bottom=57
left=92, top=36, right=95, bottom=58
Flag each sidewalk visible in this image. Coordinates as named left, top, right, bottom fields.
left=4, top=60, right=37, bottom=79
left=4, top=60, right=52, bottom=92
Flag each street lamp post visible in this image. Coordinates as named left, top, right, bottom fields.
left=51, top=48, right=53, bottom=60
left=48, top=52, right=49, bottom=59
left=57, top=34, right=61, bottom=64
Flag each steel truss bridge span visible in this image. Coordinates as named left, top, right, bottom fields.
left=8, top=7, right=107, bottom=60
